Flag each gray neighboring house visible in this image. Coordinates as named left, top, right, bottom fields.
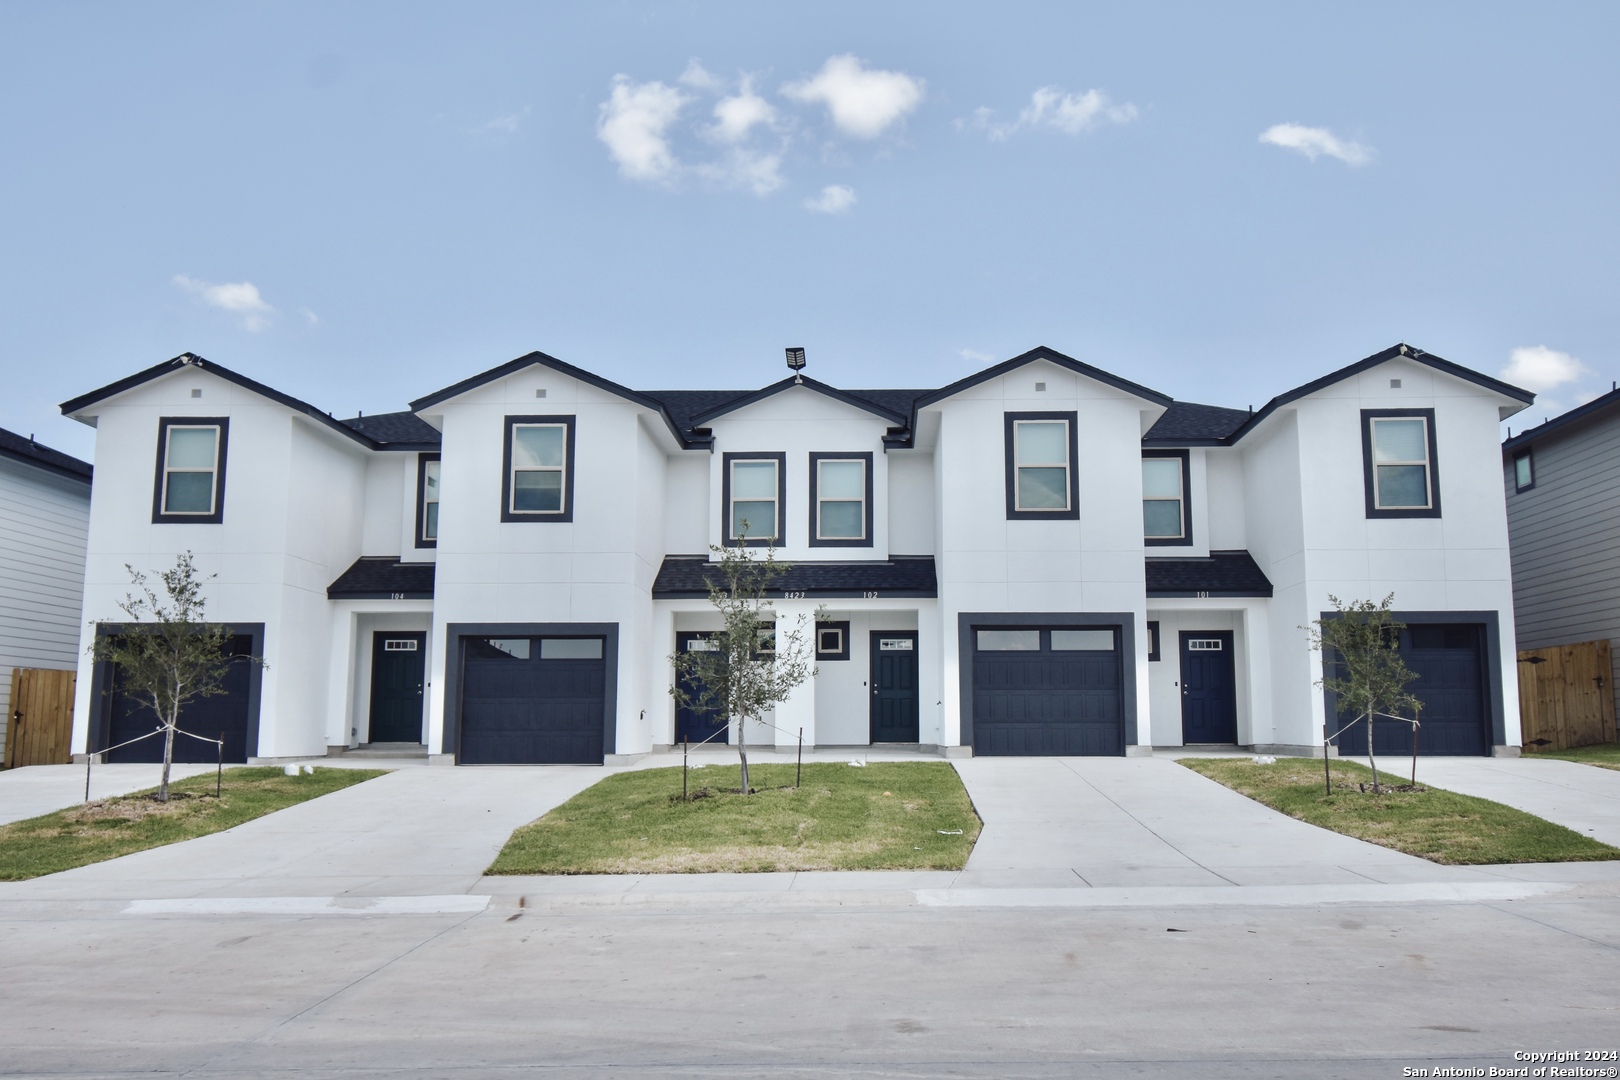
left=0, top=427, right=92, bottom=761
left=1502, top=386, right=1620, bottom=701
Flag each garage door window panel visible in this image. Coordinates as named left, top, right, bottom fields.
left=502, top=416, right=576, bottom=522
left=152, top=418, right=229, bottom=524
left=1005, top=412, right=1079, bottom=520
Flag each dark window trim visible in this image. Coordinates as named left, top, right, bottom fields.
left=956, top=611, right=1138, bottom=752
left=414, top=452, right=440, bottom=548
left=1512, top=448, right=1535, bottom=493
left=1004, top=411, right=1080, bottom=521
left=816, top=620, right=851, bottom=660
left=1142, top=448, right=1193, bottom=547
left=151, top=416, right=229, bottom=524
left=1318, top=609, right=1504, bottom=752
left=1147, top=620, right=1161, bottom=661
left=88, top=621, right=265, bottom=758
left=721, top=451, right=787, bottom=547
left=1361, top=408, right=1442, bottom=519
left=808, top=451, right=874, bottom=548
left=501, top=415, right=576, bottom=523
left=443, top=621, right=618, bottom=765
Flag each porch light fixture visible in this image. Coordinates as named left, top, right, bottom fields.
left=785, top=347, right=806, bottom=383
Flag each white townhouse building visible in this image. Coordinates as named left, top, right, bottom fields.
left=60, top=343, right=1533, bottom=765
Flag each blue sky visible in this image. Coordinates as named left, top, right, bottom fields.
left=2, top=2, right=1616, bottom=460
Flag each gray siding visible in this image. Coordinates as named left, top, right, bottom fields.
left=1504, top=408, right=1620, bottom=702
left=0, top=458, right=90, bottom=760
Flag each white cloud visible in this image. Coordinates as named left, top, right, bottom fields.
left=1574, top=390, right=1601, bottom=407
left=597, top=76, right=688, bottom=182
left=696, top=149, right=785, bottom=197
left=173, top=274, right=275, bottom=332
left=299, top=307, right=320, bottom=327
left=1501, top=345, right=1594, bottom=393
left=803, top=184, right=856, bottom=214
left=1259, top=123, right=1373, bottom=165
left=678, top=59, right=722, bottom=91
left=959, top=348, right=995, bottom=364
left=781, top=54, right=923, bottom=139
left=960, top=86, right=1136, bottom=141
left=707, top=78, right=777, bottom=144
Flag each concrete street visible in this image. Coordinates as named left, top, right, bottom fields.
left=3, top=751, right=1620, bottom=1077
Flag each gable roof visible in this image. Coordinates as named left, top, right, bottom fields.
left=1502, top=384, right=1620, bottom=454
left=408, top=350, right=703, bottom=448
left=1142, top=401, right=1252, bottom=445
left=672, top=375, right=912, bottom=428
left=0, top=426, right=91, bottom=483
left=912, top=346, right=1174, bottom=412
left=59, top=352, right=386, bottom=451
left=1216, top=343, right=1533, bottom=446
left=340, top=411, right=442, bottom=450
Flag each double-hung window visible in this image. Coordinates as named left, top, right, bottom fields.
left=809, top=452, right=872, bottom=547
left=1512, top=449, right=1534, bottom=493
left=416, top=453, right=440, bottom=547
left=1362, top=409, right=1441, bottom=518
left=722, top=452, right=785, bottom=544
left=1005, top=412, right=1078, bottom=520
left=1142, top=450, right=1191, bottom=545
left=152, top=417, right=228, bottom=523
left=502, top=415, right=575, bottom=522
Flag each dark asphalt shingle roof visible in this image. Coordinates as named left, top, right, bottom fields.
left=1143, top=402, right=1252, bottom=444
left=641, top=388, right=928, bottom=436
left=652, top=556, right=937, bottom=598
left=327, top=557, right=436, bottom=599
left=340, top=411, right=442, bottom=448
left=1145, top=550, right=1273, bottom=597
left=0, top=426, right=92, bottom=482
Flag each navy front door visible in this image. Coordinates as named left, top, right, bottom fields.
left=674, top=631, right=728, bottom=745
left=870, top=632, right=919, bottom=742
left=369, top=632, right=426, bottom=743
left=1179, top=631, right=1237, bottom=744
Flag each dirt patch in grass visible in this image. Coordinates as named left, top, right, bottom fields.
left=1179, top=757, right=1620, bottom=865
left=1529, top=742, right=1620, bottom=772
left=0, top=767, right=387, bottom=881
left=488, top=762, right=981, bottom=875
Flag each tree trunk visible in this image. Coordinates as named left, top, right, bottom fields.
left=158, top=714, right=177, bottom=802
left=1365, top=697, right=1381, bottom=793
left=736, top=713, right=750, bottom=795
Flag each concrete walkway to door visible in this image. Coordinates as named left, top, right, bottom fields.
left=951, top=756, right=1525, bottom=888
left=1362, top=755, right=1620, bottom=848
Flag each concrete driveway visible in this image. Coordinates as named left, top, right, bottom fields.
left=0, top=762, right=223, bottom=825
left=1383, top=755, right=1620, bottom=847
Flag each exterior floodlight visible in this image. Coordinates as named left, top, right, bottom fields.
left=785, top=347, right=806, bottom=382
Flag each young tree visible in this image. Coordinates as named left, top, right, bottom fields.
left=1306, top=593, right=1422, bottom=793
left=668, top=537, right=817, bottom=795
left=90, top=552, right=264, bottom=801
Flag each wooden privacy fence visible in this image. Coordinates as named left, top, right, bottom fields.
left=1517, top=640, right=1616, bottom=751
left=4, top=667, right=77, bottom=768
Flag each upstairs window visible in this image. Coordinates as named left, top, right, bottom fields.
left=1362, top=409, right=1441, bottom=518
left=1513, top=449, right=1534, bottom=493
left=416, top=453, right=440, bottom=547
left=1142, top=450, right=1191, bottom=546
left=152, top=418, right=228, bottom=523
left=1005, top=412, right=1079, bottom=520
left=723, top=452, right=785, bottom=545
left=809, top=452, right=873, bottom=547
left=502, top=415, right=575, bottom=522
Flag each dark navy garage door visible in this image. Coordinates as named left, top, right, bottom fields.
left=460, top=636, right=607, bottom=764
left=105, top=634, right=256, bottom=763
left=971, top=627, right=1123, bottom=756
left=1336, top=623, right=1489, bottom=757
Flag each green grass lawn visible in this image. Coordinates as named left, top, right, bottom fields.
left=1529, top=742, right=1620, bottom=772
left=0, top=766, right=386, bottom=881
left=1179, top=757, right=1620, bottom=865
left=488, top=761, right=982, bottom=875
